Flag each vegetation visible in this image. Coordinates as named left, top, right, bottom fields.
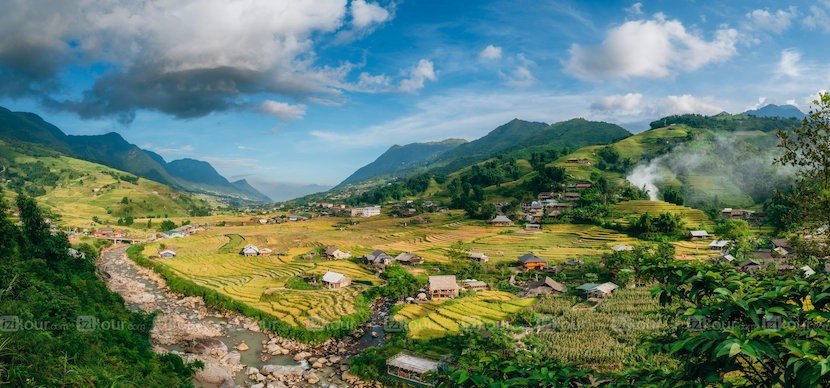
left=0, top=193, right=198, bottom=386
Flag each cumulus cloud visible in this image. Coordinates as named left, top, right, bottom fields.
left=0, top=0, right=400, bottom=125
left=350, top=0, right=390, bottom=28
left=776, top=49, right=804, bottom=78
left=500, top=54, right=536, bottom=87
left=590, top=93, right=644, bottom=111
left=398, top=59, right=436, bottom=93
left=745, top=7, right=798, bottom=34
left=655, top=94, right=723, bottom=116
left=563, top=16, right=739, bottom=80
left=625, top=2, right=643, bottom=16
left=259, top=101, right=307, bottom=122
left=479, top=45, right=503, bottom=60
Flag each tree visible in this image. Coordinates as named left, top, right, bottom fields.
left=121, top=196, right=129, bottom=204
left=157, top=220, right=176, bottom=232
left=662, top=187, right=685, bottom=206
left=715, top=219, right=750, bottom=240
left=777, top=91, right=830, bottom=232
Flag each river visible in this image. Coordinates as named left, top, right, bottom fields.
left=97, top=245, right=389, bottom=388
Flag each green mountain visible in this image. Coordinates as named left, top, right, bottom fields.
left=430, top=118, right=631, bottom=174
left=742, top=104, right=806, bottom=119
left=339, top=138, right=467, bottom=186
left=0, top=106, right=270, bottom=202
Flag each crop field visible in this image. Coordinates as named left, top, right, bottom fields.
left=613, top=200, right=715, bottom=230
left=393, top=291, right=537, bottom=339
left=527, top=286, right=673, bottom=368
left=469, top=224, right=640, bottom=264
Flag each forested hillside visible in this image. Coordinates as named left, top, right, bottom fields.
left=0, top=193, right=198, bottom=386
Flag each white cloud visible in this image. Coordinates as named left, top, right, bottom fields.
left=805, top=3, right=830, bottom=32
left=563, top=16, right=739, bottom=80
left=398, top=59, right=436, bottom=93
left=200, top=156, right=268, bottom=171
left=776, top=49, right=803, bottom=78
left=500, top=54, right=536, bottom=87
left=625, top=2, right=643, bottom=16
left=356, top=72, right=390, bottom=91
left=745, top=7, right=798, bottom=34
left=350, top=0, right=391, bottom=29
left=154, top=145, right=195, bottom=155
left=655, top=94, right=723, bottom=116
left=479, top=45, right=503, bottom=60
left=259, top=101, right=307, bottom=122
left=590, top=93, right=644, bottom=111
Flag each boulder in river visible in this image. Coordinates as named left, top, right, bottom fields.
left=188, top=337, right=228, bottom=357
left=195, top=362, right=232, bottom=385
left=237, top=342, right=249, bottom=351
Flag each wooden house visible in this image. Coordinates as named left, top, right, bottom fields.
left=610, top=243, right=633, bottom=252
left=259, top=248, right=273, bottom=256
left=242, top=244, right=259, bottom=257
left=394, top=252, right=424, bottom=265
left=690, top=230, right=709, bottom=240
left=323, top=246, right=352, bottom=260
left=577, top=282, right=618, bottom=299
left=460, top=279, right=490, bottom=291
left=159, top=250, right=176, bottom=259
left=709, top=240, right=729, bottom=251
left=322, top=270, right=351, bottom=289
left=518, top=253, right=548, bottom=270
left=427, top=275, right=460, bottom=300
left=468, top=251, right=489, bottom=263
left=738, top=259, right=762, bottom=274
left=365, top=249, right=393, bottom=267
left=489, top=215, right=514, bottom=226
left=524, top=277, right=567, bottom=297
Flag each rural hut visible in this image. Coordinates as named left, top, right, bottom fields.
left=524, top=277, right=567, bottom=297
left=386, top=352, right=440, bottom=386
left=322, top=270, right=351, bottom=289
left=395, top=252, right=425, bottom=265
left=242, top=244, right=259, bottom=257
left=489, top=215, right=514, bottom=226
left=365, top=249, right=394, bottom=267
left=467, top=251, right=489, bottom=263
left=690, top=230, right=710, bottom=240
left=517, top=253, right=548, bottom=270
left=159, top=249, right=176, bottom=259
left=427, top=275, right=460, bottom=300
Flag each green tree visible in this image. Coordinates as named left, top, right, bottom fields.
left=121, top=196, right=129, bottom=204
left=157, top=220, right=176, bottom=232
left=776, top=91, right=830, bottom=232
left=715, top=219, right=750, bottom=240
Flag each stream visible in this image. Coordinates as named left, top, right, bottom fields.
left=97, top=245, right=390, bottom=388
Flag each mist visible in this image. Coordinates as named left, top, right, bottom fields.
left=624, top=132, right=793, bottom=206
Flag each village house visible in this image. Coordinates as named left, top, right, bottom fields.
left=460, top=279, right=490, bottom=291
left=518, top=253, right=548, bottom=270
left=690, top=230, right=709, bottom=240
left=427, top=275, right=460, bottom=300
left=67, top=248, right=86, bottom=259
left=577, top=282, right=619, bottom=299
left=710, top=253, right=737, bottom=264
left=159, top=249, right=176, bottom=259
left=259, top=248, right=273, bottom=256
left=365, top=249, right=394, bottom=267
left=772, top=238, right=790, bottom=249
left=524, top=277, right=567, bottom=297
left=322, top=270, right=351, bottom=289
left=561, top=192, right=581, bottom=201
left=709, top=240, right=729, bottom=251
left=386, top=352, right=440, bottom=387
left=468, top=251, right=489, bottom=263
left=489, top=215, right=514, bottom=226
left=323, top=246, right=352, bottom=260
left=563, top=260, right=584, bottom=267
left=738, top=259, right=762, bottom=274
left=525, top=223, right=542, bottom=231
left=537, top=192, right=554, bottom=201
left=547, top=202, right=573, bottom=216
left=242, top=244, right=259, bottom=257
left=575, top=183, right=591, bottom=190
left=801, top=266, right=817, bottom=276
left=395, top=252, right=424, bottom=265
left=610, top=243, right=634, bottom=252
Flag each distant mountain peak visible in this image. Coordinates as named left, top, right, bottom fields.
left=338, top=138, right=468, bottom=186
left=742, top=104, right=806, bottom=119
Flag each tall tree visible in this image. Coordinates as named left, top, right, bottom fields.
left=777, top=92, right=830, bottom=232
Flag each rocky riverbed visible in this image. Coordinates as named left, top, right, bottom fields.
left=98, top=245, right=388, bottom=388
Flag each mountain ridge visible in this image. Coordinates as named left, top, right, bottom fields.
left=338, top=138, right=467, bottom=186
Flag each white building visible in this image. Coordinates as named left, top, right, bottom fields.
left=351, top=206, right=381, bottom=218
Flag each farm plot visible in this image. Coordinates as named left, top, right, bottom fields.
left=260, top=286, right=366, bottom=327
left=305, top=260, right=382, bottom=285
left=527, top=286, right=673, bottom=368
left=613, top=200, right=715, bottom=230
left=394, top=291, right=536, bottom=339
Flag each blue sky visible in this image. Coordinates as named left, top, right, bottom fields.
left=0, top=0, right=827, bottom=198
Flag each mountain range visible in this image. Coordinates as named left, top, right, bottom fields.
left=337, top=118, right=632, bottom=187
left=0, top=106, right=271, bottom=202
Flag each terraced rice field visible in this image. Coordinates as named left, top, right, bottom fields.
left=393, top=291, right=537, bottom=339
left=613, top=200, right=715, bottom=230
left=306, top=260, right=383, bottom=285
left=469, top=224, right=640, bottom=264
